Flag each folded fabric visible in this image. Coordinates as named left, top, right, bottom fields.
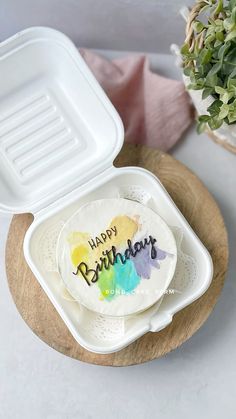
left=80, top=49, right=194, bottom=151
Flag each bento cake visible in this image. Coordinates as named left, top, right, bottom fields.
left=57, top=198, right=177, bottom=317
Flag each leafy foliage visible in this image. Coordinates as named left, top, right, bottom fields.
left=181, top=0, right=236, bottom=132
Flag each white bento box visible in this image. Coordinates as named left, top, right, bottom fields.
left=0, top=27, right=213, bottom=354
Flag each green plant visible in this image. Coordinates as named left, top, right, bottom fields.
left=181, top=0, right=236, bottom=133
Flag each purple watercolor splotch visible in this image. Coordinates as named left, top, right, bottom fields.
left=130, top=239, right=172, bottom=279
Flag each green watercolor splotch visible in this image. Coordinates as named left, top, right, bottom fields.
left=98, top=258, right=141, bottom=301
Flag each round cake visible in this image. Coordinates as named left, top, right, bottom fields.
left=56, top=198, right=177, bottom=317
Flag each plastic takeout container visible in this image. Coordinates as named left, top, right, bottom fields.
left=0, top=27, right=213, bottom=354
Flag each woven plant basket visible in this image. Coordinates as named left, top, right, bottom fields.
left=183, top=0, right=236, bottom=154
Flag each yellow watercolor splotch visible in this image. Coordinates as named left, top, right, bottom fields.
left=68, top=231, right=97, bottom=269
left=71, top=244, right=89, bottom=266
left=109, top=215, right=138, bottom=247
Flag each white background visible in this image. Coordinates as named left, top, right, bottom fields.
left=0, top=1, right=236, bottom=418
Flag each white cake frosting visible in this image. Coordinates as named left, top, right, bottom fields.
left=56, top=198, right=177, bottom=317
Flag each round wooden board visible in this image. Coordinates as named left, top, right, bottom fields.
left=6, top=144, right=228, bottom=366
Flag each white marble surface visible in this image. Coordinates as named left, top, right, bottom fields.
left=1, top=53, right=236, bottom=419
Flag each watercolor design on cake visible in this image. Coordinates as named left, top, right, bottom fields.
left=57, top=198, right=177, bottom=317
left=68, top=215, right=171, bottom=302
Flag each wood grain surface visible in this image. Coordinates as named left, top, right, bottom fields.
left=5, top=143, right=228, bottom=366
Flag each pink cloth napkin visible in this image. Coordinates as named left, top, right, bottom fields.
left=80, top=49, right=193, bottom=151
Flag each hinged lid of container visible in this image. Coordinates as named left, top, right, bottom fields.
left=0, top=27, right=124, bottom=214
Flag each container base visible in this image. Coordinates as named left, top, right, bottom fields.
left=5, top=144, right=228, bottom=365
